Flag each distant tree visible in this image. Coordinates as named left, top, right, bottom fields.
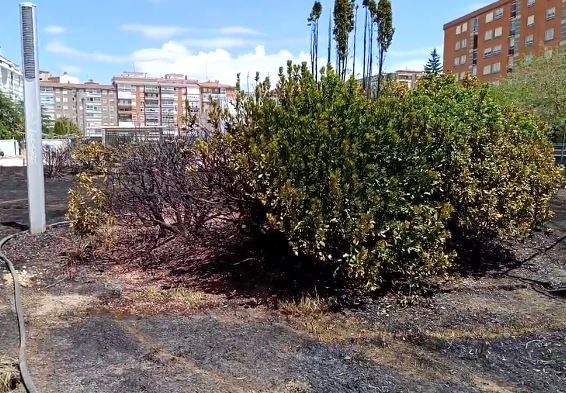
left=424, top=48, right=443, bottom=75
left=0, top=93, right=24, bottom=140
left=496, top=47, right=566, bottom=143
left=333, top=0, right=355, bottom=80
left=41, top=107, right=55, bottom=136
left=363, top=0, right=377, bottom=94
left=51, top=117, right=81, bottom=137
left=308, top=1, right=323, bottom=81
left=375, top=0, right=394, bottom=98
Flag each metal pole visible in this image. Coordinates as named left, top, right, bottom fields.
left=20, top=2, right=45, bottom=234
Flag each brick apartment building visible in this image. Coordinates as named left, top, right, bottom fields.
left=112, top=72, right=202, bottom=133
left=37, top=70, right=236, bottom=137
left=444, top=0, right=566, bottom=82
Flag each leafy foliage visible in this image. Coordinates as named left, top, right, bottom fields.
left=51, top=117, right=82, bottom=137
left=227, top=63, right=454, bottom=289
left=225, top=64, right=563, bottom=290
left=67, top=142, right=117, bottom=236
left=0, top=93, right=23, bottom=140
left=495, top=47, right=566, bottom=142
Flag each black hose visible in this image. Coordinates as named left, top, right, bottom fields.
left=0, top=221, right=70, bottom=393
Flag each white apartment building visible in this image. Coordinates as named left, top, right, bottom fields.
left=0, top=54, right=24, bottom=102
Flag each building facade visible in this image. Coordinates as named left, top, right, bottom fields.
left=387, top=70, right=426, bottom=89
left=444, top=0, right=566, bottom=82
left=0, top=54, right=24, bottom=102
left=39, top=80, right=117, bottom=138
left=112, top=73, right=201, bottom=134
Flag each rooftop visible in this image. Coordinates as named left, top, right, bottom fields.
left=444, top=0, right=505, bottom=29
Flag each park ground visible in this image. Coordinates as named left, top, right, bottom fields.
left=1, top=167, right=565, bottom=393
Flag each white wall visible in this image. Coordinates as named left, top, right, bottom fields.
left=0, top=139, right=20, bottom=157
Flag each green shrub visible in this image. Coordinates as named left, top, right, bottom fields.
left=228, top=63, right=454, bottom=290
left=226, top=63, right=563, bottom=290
left=402, top=75, right=564, bottom=241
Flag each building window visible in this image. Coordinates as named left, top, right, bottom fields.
left=461, top=38, right=467, bottom=48
left=546, top=8, right=556, bottom=20
left=525, top=34, right=534, bottom=46
left=483, top=65, right=492, bottom=75
left=484, top=30, right=493, bottom=40
left=63, top=97, right=68, bottom=103
left=455, top=41, right=461, bottom=50
left=494, top=27, right=503, bottom=37
left=456, top=25, right=461, bottom=34
left=472, top=17, right=479, bottom=33
left=528, top=0, right=535, bottom=7
left=527, top=15, right=535, bottom=26
left=545, top=28, right=555, bottom=41
left=510, top=19, right=519, bottom=35
left=494, top=7, right=503, bottom=19
left=461, top=22, right=467, bottom=33
left=485, top=12, right=494, bottom=23
left=472, top=65, right=477, bottom=76
left=492, top=62, right=501, bottom=73
left=484, top=47, right=493, bottom=58
left=493, top=44, right=502, bottom=55
left=460, top=55, right=467, bottom=64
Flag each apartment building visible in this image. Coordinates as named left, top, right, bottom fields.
left=444, top=0, right=566, bottom=82
left=112, top=73, right=201, bottom=133
left=199, top=80, right=231, bottom=117
left=387, top=70, right=425, bottom=89
left=39, top=79, right=117, bottom=138
left=0, top=54, right=24, bottom=102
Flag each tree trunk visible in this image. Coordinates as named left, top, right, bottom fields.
left=353, top=6, right=358, bottom=78
left=362, top=8, right=368, bottom=89
left=368, top=23, right=374, bottom=98
left=377, top=49, right=384, bottom=99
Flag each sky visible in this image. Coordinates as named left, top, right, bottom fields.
left=0, top=0, right=491, bottom=85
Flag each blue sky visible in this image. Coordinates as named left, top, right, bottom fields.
left=0, top=0, right=490, bottom=84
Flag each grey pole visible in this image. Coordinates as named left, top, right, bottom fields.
left=20, top=2, right=46, bottom=234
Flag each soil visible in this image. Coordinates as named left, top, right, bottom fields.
left=1, top=168, right=566, bottom=393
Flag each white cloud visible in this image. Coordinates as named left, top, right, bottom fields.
left=133, top=44, right=310, bottom=85
left=46, top=41, right=129, bottom=63
left=219, top=26, right=260, bottom=36
left=45, top=25, right=65, bottom=34
left=121, top=24, right=188, bottom=39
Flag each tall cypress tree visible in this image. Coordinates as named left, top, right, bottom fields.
left=424, top=48, right=443, bottom=75
left=308, top=2, right=323, bottom=80
left=333, top=0, right=355, bottom=80
left=375, top=0, right=394, bottom=98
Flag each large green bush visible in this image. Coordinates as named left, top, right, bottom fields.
left=226, top=63, right=563, bottom=290
left=400, top=75, right=563, bottom=241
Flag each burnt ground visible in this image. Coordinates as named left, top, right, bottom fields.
left=1, top=168, right=566, bottom=392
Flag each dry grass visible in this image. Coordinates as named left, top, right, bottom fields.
left=121, top=286, right=220, bottom=314
left=249, top=379, right=313, bottom=393
left=278, top=295, right=330, bottom=318
left=0, top=357, right=19, bottom=393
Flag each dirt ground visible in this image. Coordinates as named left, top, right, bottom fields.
left=1, top=168, right=565, bottom=393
